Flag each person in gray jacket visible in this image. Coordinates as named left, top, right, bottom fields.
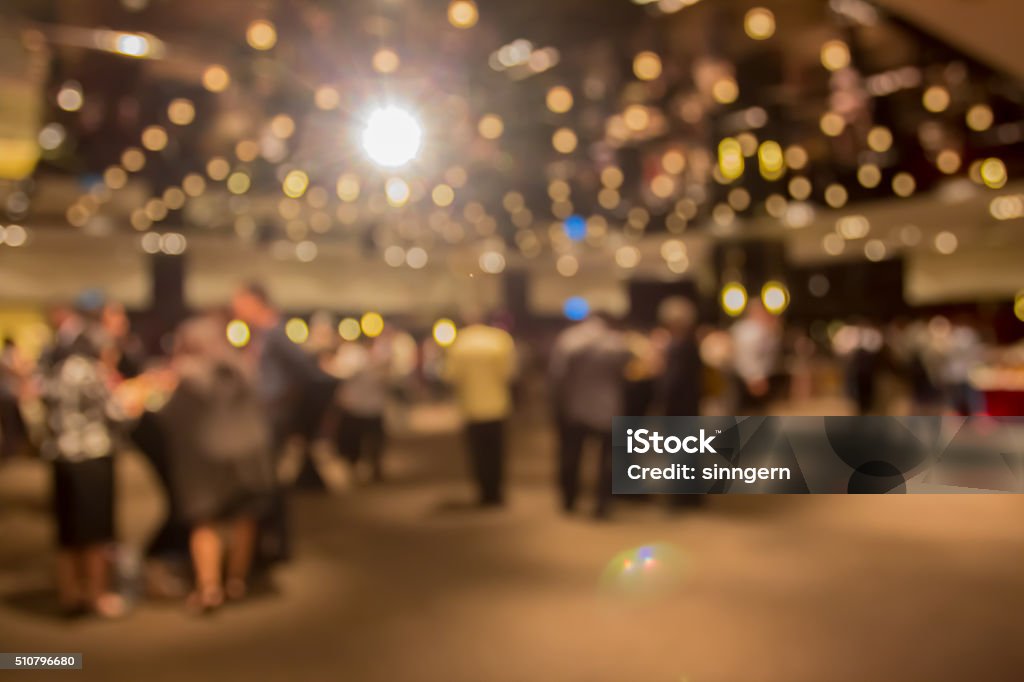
left=550, top=313, right=632, bottom=519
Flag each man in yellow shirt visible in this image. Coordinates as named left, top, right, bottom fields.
left=443, top=319, right=516, bottom=506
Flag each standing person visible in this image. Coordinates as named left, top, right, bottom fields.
left=289, top=312, right=344, bottom=491
left=654, top=297, right=703, bottom=417
left=231, top=282, right=327, bottom=565
left=622, top=328, right=661, bottom=416
left=549, top=315, right=604, bottom=489
left=895, top=320, right=944, bottom=414
left=333, top=334, right=394, bottom=482
left=844, top=323, right=885, bottom=415
left=730, top=301, right=782, bottom=414
left=39, top=292, right=125, bottom=618
left=550, top=313, right=632, bottom=519
left=650, top=297, right=707, bottom=511
left=939, top=319, right=984, bottom=416
left=0, top=336, right=30, bottom=461
left=443, top=314, right=516, bottom=507
left=101, top=301, right=146, bottom=380
left=157, top=317, right=274, bottom=613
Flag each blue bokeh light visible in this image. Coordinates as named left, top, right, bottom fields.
left=563, top=296, right=590, bottom=321
left=563, top=214, right=586, bottom=242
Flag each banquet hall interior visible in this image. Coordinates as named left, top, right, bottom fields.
left=0, top=0, right=1022, bottom=680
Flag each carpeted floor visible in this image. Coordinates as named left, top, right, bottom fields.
left=0, top=404, right=1022, bottom=681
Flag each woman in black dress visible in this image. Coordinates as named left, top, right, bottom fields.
left=158, top=316, right=274, bottom=612
left=40, top=302, right=125, bottom=619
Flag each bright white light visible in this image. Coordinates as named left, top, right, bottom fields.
left=361, top=106, right=422, bottom=167
left=115, top=33, right=150, bottom=57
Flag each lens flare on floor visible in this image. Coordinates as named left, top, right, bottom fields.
left=599, top=543, right=687, bottom=598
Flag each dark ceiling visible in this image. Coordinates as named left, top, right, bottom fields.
left=1, top=0, right=1021, bottom=255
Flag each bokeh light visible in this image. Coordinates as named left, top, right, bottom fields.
left=623, top=104, right=650, bottom=131
left=788, top=177, right=812, bottom=200
left=820, top=40, right=850, bottom=71
left=721, top=283, right=747, bottom=316
left=784, top=145, right=808, bottom=170
left=552, top=128, right=578, bottom=154
left=433, top=318, right=458, bottom=346
left=315, top=86, right=340, bottom=110
left=361, top=312, right=385, bottom=338
left=556, top=254, right=579, bottom=277
left=556, top=215, right=583, bottom=243
left=936, top=149, right=961, bottom=174
left=432, top=184, right=455, bottom=207
left=205, top=156, right=229, bottom=180
left=246, top=20, right=277, bottom=50
left=601, top=166, right=624, bottom=189
left=38, top=123, right=65, bottom=151
left=757, top=140, right=784, bottom=180
left=867, top=126, right=892, bottom=152
left=283, top=170, right=309, bottom=198
left=385, top=177, right=411, bottom=207
left=447, top=1, right=479, bottom=29
left=744, top=8, right=775, bottom=40
left=615, top=245, right=640, bottom=269
left=718, top=137, right=744, bottom=181
left=563, top=297, right=589, bottom=321
left=0, top=224, right=27, bottom=247
left=825, top=184, right=848, bottom=208
left=761, top=281, right=790, bottom=314
left=934, top=231, right=958, bottom=254
left=857, top=164, right=882, bottom=189
left=336, top=173, right=360, bottom=202
left=864, top=239, right=886, bottom=262
left=141, top=125, right=168, bottom=151
left=478, top=113, right=504, bottom=140
left=112, top=32, right=152, bottom=58
left=711, top=77, right=739, bottom=104
left=338, top=318, right=361, bottom=341
left=980, top=158, right=1008, bottom=189
left=103, top=166, right=127, bottom=189
left=167, top=98, right=195, bottom=125
left=479, top=251, right=506, bottom=274
left=226, top=319, right=251, bottom=348
left=546, top=86, right=573, bottom=114
left=362, top=106, right=422, bottom=167
left=201, top=65, right=230, bottom=92
left=892, top=172, right=916, bottom=197
left=632, top=51, right=662, bottom=81
left=372, top=49, right=400, bottom=74
left=820, top=111, right=845, bottom=137
left=235, top=136, right=258, bottom=160
left=161, top=232, right=187, bottom=256
left=285, top=318, right=309, bottom=344
left=966, top=104, right=994, bottom=132
left=57, top=81, right=84, bottom=111
left=227, top=171, right=251, bottom=194
left=922, top=86, right=950, bottom=113
left=270, top=114, right=295, bottom=139
left=662, top=149, right=685, bottom=174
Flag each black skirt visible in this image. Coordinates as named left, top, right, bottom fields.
left=52, top=457, right=115, bottom=548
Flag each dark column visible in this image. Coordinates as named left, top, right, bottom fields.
left=142, top=252, right=188, bottom=354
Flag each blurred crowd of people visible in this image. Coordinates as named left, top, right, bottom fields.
left=0, top=285, right=1007, bottom=618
